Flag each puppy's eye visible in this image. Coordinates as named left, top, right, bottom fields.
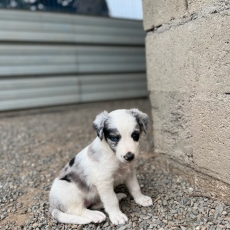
left=109, top=136, right=119, bottom=142
left=131, top=131, right=139, bottom=142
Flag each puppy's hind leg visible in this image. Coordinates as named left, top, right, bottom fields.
left=81, top=208, right=106, bottom=223
left=91, top=193, right=127, bottom=210
left=116, top=193, right=127, bottom=201
left=67, top=201, right=106, bottom=224
left=52, top=209, right=92, bottom=225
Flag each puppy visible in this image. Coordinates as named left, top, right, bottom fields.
left=49, top=109, right=153, bottom=225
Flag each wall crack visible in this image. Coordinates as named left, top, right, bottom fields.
left=146, top=3, right=230, bottom=34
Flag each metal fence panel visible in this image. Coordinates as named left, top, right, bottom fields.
left=0, top=10, right=147, bottom=111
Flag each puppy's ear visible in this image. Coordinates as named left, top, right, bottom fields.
left=130, top=108, right=149, bottom=133
left=93, top=111, right=109, bottom=140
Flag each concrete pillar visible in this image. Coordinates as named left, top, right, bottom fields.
left=143, top=0, right=230, bottom=200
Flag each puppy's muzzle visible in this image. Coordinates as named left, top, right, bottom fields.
left=124, top=152, right=135, bottom=162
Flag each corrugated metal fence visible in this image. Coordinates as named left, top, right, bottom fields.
left=0, top=10, right=147, bottom=111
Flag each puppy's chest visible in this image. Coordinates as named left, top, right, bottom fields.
left=114, top=165, right=130, bottom=182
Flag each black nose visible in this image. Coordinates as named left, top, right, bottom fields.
left=124, top=152, right=135, bottom=162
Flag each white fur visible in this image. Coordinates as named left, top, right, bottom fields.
left=49, top=109, right=153, bottom=225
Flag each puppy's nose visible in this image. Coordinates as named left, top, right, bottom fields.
left=124, top=152, right=135, bottom=162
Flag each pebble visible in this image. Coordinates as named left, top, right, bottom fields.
left=117, top=226, right=126, bottom=230
left=33, top=223, right=38, bottom=228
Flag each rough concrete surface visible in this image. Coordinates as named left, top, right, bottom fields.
left=192, top=95, right=230, bottom=184
left=145, top=10, right=230, bottom=186
left=142, top=0, right=230, bottom=31
left=149, top=91, right=193, bottom=166
left=1, top=99, right=230, bottom=230
left=142, top=0, right=187, bottom=30
left=146, top=13, right=230, bottom=94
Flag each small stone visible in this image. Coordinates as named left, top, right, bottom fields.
left=171, top=210, right=178, bottom=214
left=103, top=222, right=109, bottom=227
left=224, top=216, right=230, bottom=221
left=142, top=216, right=151, bottom=220
left=214, top=203, right=224, bottom=219
left=141, top=208, right=147, bottom=215
left=117, top=226, right=127, bottom=230
left=192, top=208, right=199, bottom=215
left=190, top=214, right=197, bottom=220
left=33, top=223, right=38, bottom=228
left=77, top=226, right=83, bottom=230
left=174, top=214, right=178, bottom=219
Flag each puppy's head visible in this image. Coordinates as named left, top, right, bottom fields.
left=93, top=108, right=148, bottom=163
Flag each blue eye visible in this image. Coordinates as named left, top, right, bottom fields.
left=109, top=136, right=118, bottom=142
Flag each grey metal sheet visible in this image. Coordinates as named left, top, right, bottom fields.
left=0, top=63, right=145, bottom=76
left=0, top=95, right=80, bottom=111
left=78, top=63, right=146, bottom=73
left=80, top=73, right=146, bottom=84
left=0, top=86, right=80, bottom=100
left=0, top=10, right=147, bottom=111
left=0, top=55, right=77, bottom=65
left=77, top=55, right=145, bottom=64
left=0, top=31, right=144, bottom=45
left=0, top=10, right=143, bottom=29
left=0, top=45, right=145, bottom=55
left=0, top=82, right=147, bottom=100
left=0, top=21, right=144, bottom=37
left=81, top=81, right=147, bottom=93
left=0, top=54, right=144, bottom=65
left=0, top=64, right=78, bottom=76
left=0, top=10, right=144, bottom=45
left=81, top=90, right=148, bottom=102
left=0, top=74, right=145, bottom=90
left=0, top=77, right=79, bottom=90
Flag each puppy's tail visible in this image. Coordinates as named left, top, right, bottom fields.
left=51, top=209, right=91, bottom=224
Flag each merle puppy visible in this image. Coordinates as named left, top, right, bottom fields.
left=49, top=109, right=153, bottom=225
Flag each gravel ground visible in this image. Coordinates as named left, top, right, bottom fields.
left=0, top=99, right=230, bottom=230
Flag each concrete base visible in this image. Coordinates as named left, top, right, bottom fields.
left=143, top=0, right=230, bottom=199
left=155, top=154, right=230, bottom=204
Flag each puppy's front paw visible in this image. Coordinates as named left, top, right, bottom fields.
left=135, top=195, right=153, bottom=207
left=110, top=212, right=128, bottom=225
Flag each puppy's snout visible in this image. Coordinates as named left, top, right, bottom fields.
left=124, top=152, right=135, bottom=162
